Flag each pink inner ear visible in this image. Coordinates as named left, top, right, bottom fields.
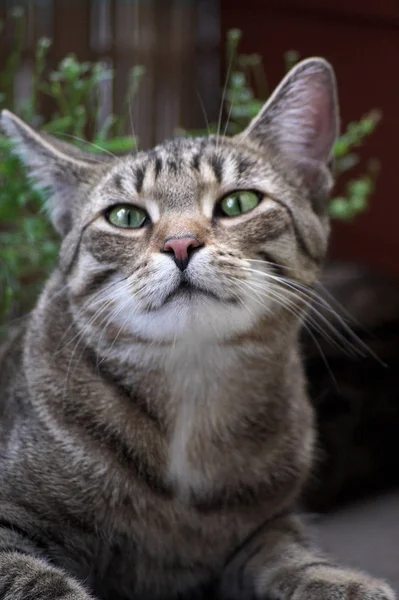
left=308, top=82, right=336, bottom=162
left=280, top=72, right=337, bottom=163
left=245, top=61, right=338, bottom=166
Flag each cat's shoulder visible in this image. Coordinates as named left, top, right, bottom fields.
left=0, top=321, right=27, bottom=371
left=0, top=321, right=29, bottom=422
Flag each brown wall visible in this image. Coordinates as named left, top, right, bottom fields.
left=0, top=0, right=220, bottom=148
left=222, top=0, right=399, bottom=277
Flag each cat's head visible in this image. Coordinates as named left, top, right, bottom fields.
left=1, top=58, right=338, bottom=343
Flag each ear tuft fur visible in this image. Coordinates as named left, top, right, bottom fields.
left=239, top=58, right=339, bottom=167
left=1, top=110, right=100, bottom=236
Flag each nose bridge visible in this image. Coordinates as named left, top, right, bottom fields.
left=157, top=215, right=209, bottom=247
left=157, top=216, right=209, bottom=272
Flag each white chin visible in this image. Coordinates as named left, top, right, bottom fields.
left=116, top=294, right=264, bottom=343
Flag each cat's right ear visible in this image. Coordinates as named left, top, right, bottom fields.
left=0, top=110, right=105, bottom=236
left=237, top=58, right=339, bottom=170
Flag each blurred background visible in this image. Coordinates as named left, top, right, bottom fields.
left=0, top=0, right=398, bottom=586
left=1, top=0, right=398, bottom=273
left=223, top=0, right=399, bottom=278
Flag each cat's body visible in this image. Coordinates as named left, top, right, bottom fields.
left=0, top=272, right=310, bottom=599
left=0, top=59, right=395, bottom=600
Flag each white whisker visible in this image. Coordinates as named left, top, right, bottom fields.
left=232, top=266, right=362, bottom=358
left=128, top=87, right=139, bottom=152
left=247, top=260, right=384, bottom=362
left=223, top=91, right=235, bottom=138
left=52, top=132, right=122, bottom=163
left=216, top=49, right=234, bottom=150
left=96, top=296, right=138, bottom=367
left=232, top=275, right=338, bottom=385
left=55, top=276, right=132, bottom=353
left=196, top=91, right=211, bottom=136
left=237, top=265, right=378, bottom=360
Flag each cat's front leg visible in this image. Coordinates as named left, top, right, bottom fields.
left=0, top=526, right=93, bottom=600
left=220, top=513, right=395, bottom=600
left=0, top=552, right=93, bottom=600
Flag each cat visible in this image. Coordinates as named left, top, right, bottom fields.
left=0, top=58, right=395, bottom=600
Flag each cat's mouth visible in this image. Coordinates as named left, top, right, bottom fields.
left=162, top=279, right=236, bottom=307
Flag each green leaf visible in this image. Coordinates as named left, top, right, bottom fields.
left=93, top=136, right=136, bottom=154
left=329, top=197, right=354, bottom=220
left=43, top=116, right=74, bottom=133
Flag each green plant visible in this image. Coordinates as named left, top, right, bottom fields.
left=0, top=7, right=142, bottom=328
left=220, top=29, right=381, bottom=221
left=0, top=11, right=381, bottom=330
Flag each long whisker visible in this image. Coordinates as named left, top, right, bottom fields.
left=95, top=291, right=139, bottom=366
left=316, top=280, right=367, bottom=330
left=241, top=266, right=377, bottom=349
left=232, top=276, right=338, bottom=386
left=246, top=278, right=354, bottom=358
left=216, top=49, right=234, bottom=150
left=222, top=90, right=235, bottom=138
left=234, top=267, right=362, bottom=355
left=128, top=86, right=139, bottom=152
left=52, top=132, right=122, bottom=163
left=196, top=91, right=211, bottom=136
left=55, top=275, right=131, bottom=353
left=244, top=274, right=365, bottom=356
left=249, top=257, right=384, bottom=338
left=62, top=280, right=136, bottom=394
left=252, top=282, right=340, bottom=387
left=228, top=276, right=273, bottom=316
left=239, top=266, right=381, bottom=361
left=61, top=300, right=113, bottom=398
left=97, top=298, right=137, bottom=367
left=249, top=258, right=298, bottom=275
left=244, top=268, right=340, bottom=317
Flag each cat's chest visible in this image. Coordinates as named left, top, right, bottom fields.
left=92, top=498, right=263, bottom=600
left=160, top=345, right=242, bottom=497
left=96, top=341, right=288, bottom=516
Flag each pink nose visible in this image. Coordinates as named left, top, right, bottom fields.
left=162, top=236, right=201, bottom=271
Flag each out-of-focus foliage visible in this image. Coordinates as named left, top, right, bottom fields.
left=0, top=12, right=381, bottom=329
left=216, top=29, right=381, bottom=222
left=0, top=7, right=143, bottom=327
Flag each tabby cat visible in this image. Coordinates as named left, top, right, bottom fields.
left=0, top=58, right=395, bottom=600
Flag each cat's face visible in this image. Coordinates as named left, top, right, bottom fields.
left=62, top=136, right=331, bottom=342
left=1, top=58, right=339, bottom=343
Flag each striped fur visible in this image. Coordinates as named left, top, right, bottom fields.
left=0, top=59, right=394, bottom=600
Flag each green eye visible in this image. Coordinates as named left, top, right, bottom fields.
left=220, top=191, right=261, bottom=217
left=106, top=204, right=148, bottom=229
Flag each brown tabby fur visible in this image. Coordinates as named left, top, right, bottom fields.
left=0, top=59, right=395, bottom=600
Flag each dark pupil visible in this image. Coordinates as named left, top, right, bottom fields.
left=231, top=196, right=242, bottom=213
left=118, top=208, right=131, bottom=226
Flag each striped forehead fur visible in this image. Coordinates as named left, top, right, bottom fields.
left=106, top=137, right=264, bottom=197
left=78, top=130, right=330, bottom=275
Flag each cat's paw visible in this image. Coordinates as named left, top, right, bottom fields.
left=292, top=565, right=395, bottom=600
left=0, top=552, right=93, bottom=600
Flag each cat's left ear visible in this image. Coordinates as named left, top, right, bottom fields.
left=0, top=110, right=105, bottom=236
left=238, top=57, right=339, bottom=168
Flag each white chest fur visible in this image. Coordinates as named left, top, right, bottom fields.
left=162, top=342, right=239, bottom=498
left=101, top=336, right=275, bottom=500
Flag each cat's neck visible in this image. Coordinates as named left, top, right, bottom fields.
left=27, top=273, right=309, bottom=502
left=85, top=310, right=304, bottom=499
left=34, top=270, right=302, bottom=412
